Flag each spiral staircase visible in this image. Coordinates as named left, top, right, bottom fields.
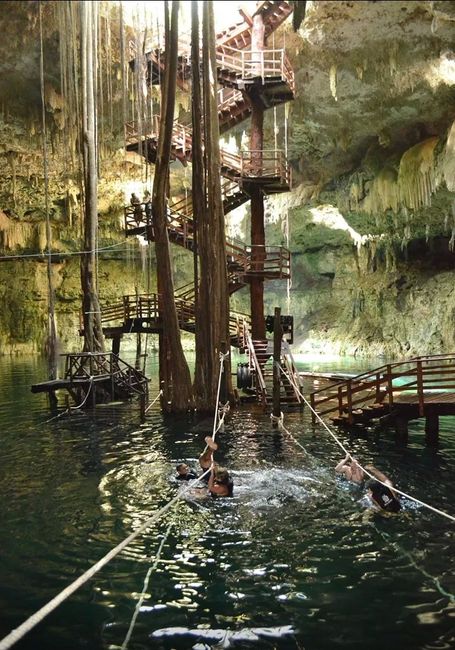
left=100, top=1, right=302, bottom=407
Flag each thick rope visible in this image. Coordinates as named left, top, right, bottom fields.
left=270, top=411, right=308, bottom=456
left=144, top=389, right=163, bottom=414
left=42, top=377, right=95, bottom=424
left=0, top=353, right=229, bottom=650
left=121, top=520, right=174, bottom=650
left=277, top=364, right=455, bottom=523
left=210, top=351, right=229, bottom=441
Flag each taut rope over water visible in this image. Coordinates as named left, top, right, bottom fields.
left=0, top=351, right=229, bottom=650
left=277, top=364, right=455, bottom=523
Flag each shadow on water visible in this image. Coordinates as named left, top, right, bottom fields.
left=0, top=354, right=454, bottom=650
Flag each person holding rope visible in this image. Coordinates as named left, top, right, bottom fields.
left=199, top=436, right=234, bottom=498
left=335, top=453, right=365, bottom=484
left=364, top=464, right=401, bottom=514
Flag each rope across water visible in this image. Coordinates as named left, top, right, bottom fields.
left=277, top=363, right=455, bottom=523
left=0, top=353, right=229, bottom=650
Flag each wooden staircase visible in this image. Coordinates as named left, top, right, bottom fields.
left=123, top=201, right=291, bottom=283
left=240, top=328, right=304, bottom=408
left=310, top=354, right=455, bottom=427
left=121, top=2, right=297, bottom=407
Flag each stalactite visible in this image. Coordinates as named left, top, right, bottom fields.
left=397, top=137, right=439, bottom=210
left=362, top=167, right=399, bottom=215
left=329, top=64, right=337, bottom=101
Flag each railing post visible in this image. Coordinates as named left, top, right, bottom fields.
left=338, top=385, right=343, bottom=417
left=346, top=379, right=353, bottom=424
left=386, top=364, right=394, bottom=409
left=375, top=373, right=381, bottom=403
left=417, top=359, right=424, bottom=416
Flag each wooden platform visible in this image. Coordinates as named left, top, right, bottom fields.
left=31, top=353, right=149, bottom=405
left=310, top=354, right=455, bottom=432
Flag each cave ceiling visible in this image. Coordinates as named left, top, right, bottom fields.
left=0, top=1, right=454, bottom=196
left=287, top=1, right=455, bottom=185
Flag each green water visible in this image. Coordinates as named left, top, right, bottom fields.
left=0, top=353, right=454, bottom=650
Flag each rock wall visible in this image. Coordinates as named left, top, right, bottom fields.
left=1, top=1, right=455, bottom=359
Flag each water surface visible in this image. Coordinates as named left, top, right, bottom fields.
left=0, top=353, right=454, bottom=650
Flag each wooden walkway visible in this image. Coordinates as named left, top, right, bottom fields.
left=309, top=354, right=455, bottom=441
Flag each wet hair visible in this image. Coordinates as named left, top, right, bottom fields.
left=176, top=463, right=187, bottom=473
left=214, top=467, right=230, bottom=484
left=365, top=479, right=381, bottom=492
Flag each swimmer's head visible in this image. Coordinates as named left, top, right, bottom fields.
left=214, top=467, right=230, bottom=484
left=176, top=463, right=190, bottom=476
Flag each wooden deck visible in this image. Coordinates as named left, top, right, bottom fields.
left=31, top=353, right=149, bottom=405
left=309, top=354, right=455, bottom=440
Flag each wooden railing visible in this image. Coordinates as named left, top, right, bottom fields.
left=126, top=118, right=290, bottom=188
left=97, top=290, right=251, bottom=346
left=64, top=352, right=149, bottom=395
left=310, top=354, right=455, bottom=424
left=246, top=245, right=291, bottom=277
left=243, top=323, right=268, bottom=406
left=124, top=202, right=290, bottom=280
left=216, top=45, right=295, bottom=93
left=240, top=150, right=291, bottom=186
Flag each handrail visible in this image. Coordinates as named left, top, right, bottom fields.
left=283, top=348, right=304, bottom=404
left=126, top=117, right=290, bottom=185
left=310, top=354, right=455, bottom=423
left=243, top=323, right=268, bottom=406
left=216, top=46, right=294, bottom=91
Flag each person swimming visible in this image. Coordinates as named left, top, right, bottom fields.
left=199, top=436, right=234, bottom=497
left=175, top=463, right=198, bottom=481
left=335, top=453, right=365, bottom=484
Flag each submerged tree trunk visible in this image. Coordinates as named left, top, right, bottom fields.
left=80, top=1, right=104, bottom=353
left=193, top=1, right=232, bottom=411
left=153, top=0, right=193, bottom=412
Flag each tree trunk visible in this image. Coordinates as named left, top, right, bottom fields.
left=153, top=0, right=193, bottom=412
left=249, top=10, right=266, bottom=340
left=80, top=1, right=104, bottom=353
left=193, top=1, right=232, bottom=411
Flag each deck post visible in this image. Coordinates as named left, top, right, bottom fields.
left=310, top=393, right=316, bottom=424
left=346, top=379, right=353, bottom=424
left=272, top=307, right=282, bottom=426
left=394, top=417, right=408, bottom=445
left=375, top=373, right=381, bottom=403
left=416, top=360, right=424, bottom=416
left=386, top=364, right=394, bottom=410
left=112, top=335, right=121, bottom=356
left=425, top=413, right=439, bottom=446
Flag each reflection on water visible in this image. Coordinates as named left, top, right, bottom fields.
left=0, top=354, right=454, bottom=650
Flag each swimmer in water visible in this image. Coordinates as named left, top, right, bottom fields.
left=199, top=436, right=234, bottom=498
left=364, top=465, right=401, bottom=514
left=175, top=463, right=198, bottom=481
left=335, top=453, right=365, bottom=484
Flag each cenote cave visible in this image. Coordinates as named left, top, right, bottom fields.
left=0, top=2, right=454, bottom=649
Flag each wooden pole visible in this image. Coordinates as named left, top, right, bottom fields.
left=272, top=307, right=282, bottom=425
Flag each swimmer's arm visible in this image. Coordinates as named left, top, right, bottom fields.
left=335, top=454, right=350, bottom=473
left=365, top=465, right=398, bottom=498
left=199, top=448, right=213, bottom=470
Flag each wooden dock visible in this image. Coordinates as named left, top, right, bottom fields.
left=31, top=352, right=149, bottom=407
left=309, top=354, right=455, bottom=443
